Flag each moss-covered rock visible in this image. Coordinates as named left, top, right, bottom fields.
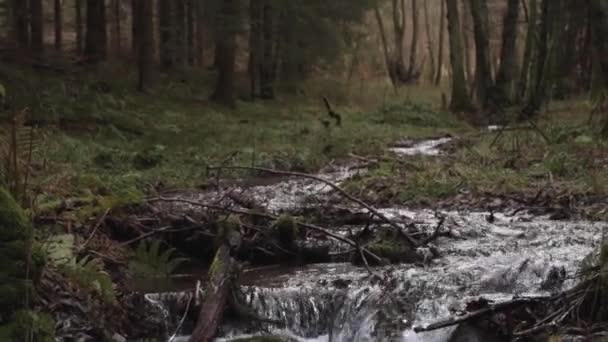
left=355, top=228, right=421, bottom=265
left=273, top=215, right=298, bottom=248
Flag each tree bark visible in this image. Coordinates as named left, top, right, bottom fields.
left=407, top=0, right=420, bottom=78
left=174, top=0, right=188, bottom=67
left=54, top=0, right=63, bottom=51
left=110, top=0, right=121, bottom=56
left=446, top=0, right=475, bottom=112
left=11, top=0, right=29, bottom=51
left=211, top=0, right=239, bottom=107
left=191, top=224, right=241, bottom=342
left=374, top=5, right=396, bottom=87
left=131, top=0, right=139, bottom=55
left=75, top=0, right=83, bottom=54
left=159, top=0, right=174, bottom=70
left=137, top=0, right=155, bottom=92
left=85, top=0, right=107, bottom=63
left=249, top=0, right=263, bottom=98
left=469, top=0, right=493, bottom=109
left=392, top=0, right=409, bottom=83
left=518, top=0, right=537, bottom=99
left=196, top=0, right=205, bottom=66
left=589, top=0, right=608, bottom=87
left=494, top=0, right=520, bottom=105
left=260, top=1, right=276, bottom=99
left=187, top=0, right=196, bottom=65
left=435, top=0, right=446, bottom=85
left=423, top=0, right=436, bottom=83
left=30, top=0, right=44, bottom=57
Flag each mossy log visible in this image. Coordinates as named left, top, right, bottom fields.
left=191, top=222, right=241, bottom=342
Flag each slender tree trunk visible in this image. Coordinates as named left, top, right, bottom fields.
left=375, top=5, right=396, bottom=87
left=75, top=0, right=83, bottom=54
left=30, top=0, right=44, bottom=57
left=137, top=0, right=154, bottom=92
left=589, top=0, right=608, bottom=87
left=523, top=0, right=552, bottom=117
left=54, top=0, right=63, bottom=51
left=469, top=0, right=493, bottom=109
left=85, top=0, right=107, bottom=63
left=407, top=0, right=419, bottom=77
left=249, top=0, right=262, bottom=98
left=11, top=0, right=30, bottom=51
left=187, top=0, right=196, bottom=65
left=131, top=0, right=139, bottom=55
left=518, top=0, right=537, bottom=99
left=175, top=0, right=187, bottom=67
left=159, top=0, right=174, bottom=70
left=446, top=0, right=475, bottom=112
left=196, top=0, right=205, bottom=66
left=211, top=0, right=239, bottom=107
left=110, top=0, right=121, bottom=56
left=461, top=0, right=474, bottom=90
left=435, top=0, right=446, bottom=85
left=494, top=0, right=520, bottom=105
left=423, top=0, right=436, bottom=83
left=260, top=1, right=276, bottom=99
left=392, top=0, right=408, bottom=83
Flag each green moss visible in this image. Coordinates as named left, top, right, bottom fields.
left=0, top=188, right=44, bottom=320
left=6, top=310, right=55, bottom=342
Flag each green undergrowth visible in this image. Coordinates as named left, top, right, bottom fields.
left=0, top=62, right=466, bottom=214
left=344, top=106, right=608, bottom=211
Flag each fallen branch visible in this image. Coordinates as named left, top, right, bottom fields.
left=79, top=208, right=111, bottom=251
left=191, top=226, right=242, bottom=341
left=207, top=166, right=420, bottom=247
left=413, top=297, right=545, bottom=333
left=147, top=196, right=384, bottom=264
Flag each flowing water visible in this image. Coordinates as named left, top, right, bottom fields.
left=144, top=138, right=606, bottom=342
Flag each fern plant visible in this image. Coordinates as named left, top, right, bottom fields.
left=62, top=255, right=116, bottom=303
left=128, top=240, right=187, bottom=278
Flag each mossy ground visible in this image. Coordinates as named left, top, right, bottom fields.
left=0, top=62, right=466, bottom=216
left=343, top=98, right=608, bottom=217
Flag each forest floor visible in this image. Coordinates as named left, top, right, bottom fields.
left=2, top=63, right=608, bottom=341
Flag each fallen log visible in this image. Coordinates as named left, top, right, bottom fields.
left=191, top=221, right=242, bottom=342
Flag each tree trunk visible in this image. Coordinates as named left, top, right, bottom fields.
left=249, top=0, right=262, bottom=98
left=589, top=0, right=608, bottom=87
left=374, top=5, right=396, bottom=87
left=211, top=0, right=239, bottom=107
left=10, top=0, right=29, bottom=52
left=85, top=0, right=107, bottom=63
left=196, top=0, right=205, bottom=66
left=518, top=0, right=537, bottom=99
left=54, top=0, right=63, bottom=51
left=75, top=0, right=83, bottom=54
left=137, top=0, right=154, bottom=92
left=30, top=0, right=44, bottom=58
left=131, top=0, right=139, bottom=55
left=392, top=0, right=408, bottom=83
left=110, top=0, right=121, bottom=56
left=158, top=0, right=174, bottom=70
left=494, top=0, right=520, bottom=105
left=407, top=0, right=419, bottom=78
left=435, top=0, right=446, bottom=85
left=187, top=0, right=196, bottom=65
left=175, top=0, right=187, bottom=67
left=446, top=0, right=475, bottom=112
left=191, top=223, right=242, bottom=342
left=423, top=0, right=436, bottom=83
left=260, top=1, right=276, bottom=99
left=523, top=0, right=552, bottom=117
left=469, top=0, right=493, bottom=109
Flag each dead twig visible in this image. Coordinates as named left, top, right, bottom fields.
left=79, top=208, right=111, bottom=251
left=208, top=166, right=420, bottom=247
left=148, top=196, right=384, bottom=264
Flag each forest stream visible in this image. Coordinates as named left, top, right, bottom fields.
left=136, top=138, right=606, bottom=342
